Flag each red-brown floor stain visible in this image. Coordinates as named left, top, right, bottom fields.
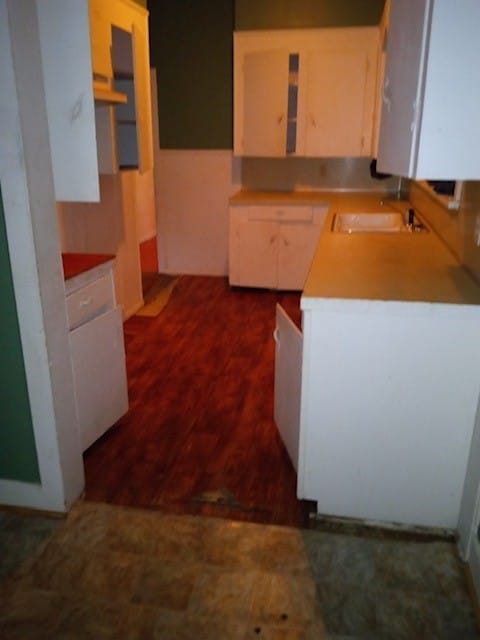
left=84, top=276, right=315, bottom=527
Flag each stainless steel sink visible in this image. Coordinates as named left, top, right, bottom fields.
left=333, top=212, right=406, bottom=233
left=332, top=211, right=428, bottom=234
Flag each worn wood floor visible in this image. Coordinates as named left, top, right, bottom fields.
left=84, top=269, right=315, bottom=527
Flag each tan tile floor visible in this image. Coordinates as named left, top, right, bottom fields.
left=0, top=501, right=479, bottom=639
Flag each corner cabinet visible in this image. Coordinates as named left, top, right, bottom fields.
left=229, top=202, right=328, bottom=290
left=234, top=28, right=379, bottom=158
left=377, top=0, right=480, bottom=180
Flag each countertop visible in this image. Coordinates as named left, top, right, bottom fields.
left=229, top=190, right=480, bottom=310
left=62, top=253, right=115, bottom=295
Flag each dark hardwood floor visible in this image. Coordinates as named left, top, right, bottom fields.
left=84, top=275, right=316, bottom=527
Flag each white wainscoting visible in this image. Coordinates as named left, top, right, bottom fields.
left=155, top=149, right=241, bottom=276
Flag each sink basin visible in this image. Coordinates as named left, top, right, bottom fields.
left=333, top=212, right=406, bottom=233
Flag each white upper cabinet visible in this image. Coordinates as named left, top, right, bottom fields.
left=234, top=28, right=379, bottom=158
left=36, top=0, right=153, bottom=202
left=302, top=48, right=374, bottom=157
left=242, top=49, right=290, bottom=156
left=37, top=0, right=100, bottom=202
left=377, top=0, right=480, bottom=180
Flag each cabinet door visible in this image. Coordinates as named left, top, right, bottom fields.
left=377, top=0, right=431, bottom=176
left=277, top=210, right=326, bottom=291
left=274, top=304, right=303, bottom=472
left=229, top=209, right=278, bottom=288
left=303, top=48, right=374, bottom=157
left=241, top=49, right=290, bottom=157
left=69, top=306, right=128, bottom=451
left=89, top=0, right=113, bottom=81
left=37, top=0, right=100, bottom=202
left=132, top=21, right=154, bottom=172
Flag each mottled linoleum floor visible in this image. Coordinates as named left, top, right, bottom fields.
left=0, top=501, right=479, bottom=639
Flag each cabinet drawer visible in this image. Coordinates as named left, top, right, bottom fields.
left=247, top=205, right=313, bottom=222
left=66, top=274, right=114, bottom=330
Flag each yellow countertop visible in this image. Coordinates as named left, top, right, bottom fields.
left=303, top=194, right=480, bottom=308
left=229, top=189, right=480, bottom=309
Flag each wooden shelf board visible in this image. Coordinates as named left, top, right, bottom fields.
left=93, top=82, right=128, bottom=105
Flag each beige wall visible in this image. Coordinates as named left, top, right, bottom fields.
left=409, top=181, right=480, bottom=284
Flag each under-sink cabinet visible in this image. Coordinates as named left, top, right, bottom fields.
left=65, top=259, right=128, bottom=452
left=229, top=203, right=328, bottom=290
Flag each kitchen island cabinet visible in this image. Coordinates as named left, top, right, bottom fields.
left=274, top=194, right=480, bottom=530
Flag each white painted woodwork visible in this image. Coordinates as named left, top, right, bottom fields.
left=89, top=0, right=113, bottom=81
left=372, top=0, right=390, bottom=157
left=57, top=171, right=146, bottom=320
left=95, top=105, right=117, bottom=174
left=277, top=221, right=320, bottom=290
left=377, top=0, right=480, bottom=179
left=229, top=204, right=327, bottom=290
left=230, top=217, right=278, bottom=288
left=0, top=0, right=84, bottom=511
left=66, top=273, right=114, bottom=330
left=132, top=22, right=154, bottom=173
left=90, top=0, right=154, bottom=174
left=37, top=0, right=100, bottom=202
left=69, top=304, right=128, bottom=452
left=274, top=305, right=303, bottom=472
left=234, top=28, right=379, bottom=158
left=302, top=49, right=372, bottom=157
left=298, top=305, right=480, bottom=529
left=458, top=399, right=480, bottom=574
left=155, top=150, right=240, bottom=277
left=64, top=259, right=128, bottom=452
left=242, top=49, right=289, bottom=157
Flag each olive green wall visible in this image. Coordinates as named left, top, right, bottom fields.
left=148, top=0, right=385, bottom=149
left=148, top=0, right=234, bottom=149
left=235, top=0, right=385, bottom=29
left=0, top=187, right=40, bottom=483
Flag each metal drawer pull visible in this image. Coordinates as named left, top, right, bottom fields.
left=79, top=296, right=92, bottom=307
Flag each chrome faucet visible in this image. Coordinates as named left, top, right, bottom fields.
left=407, top=208, right=426, bottom=232
left=408, top=208, right=415, bottom=228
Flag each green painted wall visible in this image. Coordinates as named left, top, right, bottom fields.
left=147, top=0, right=385, bottom=149
left=0, top=187, right=40, bottom=483
left=148, top=0, right=234, bottom=149
left=235, top=0, right=385, bottom=30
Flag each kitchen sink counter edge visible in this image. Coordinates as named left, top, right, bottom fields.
left=302, top=199, right=480, bottom=309
left=230, top=188, right=480, bottom=308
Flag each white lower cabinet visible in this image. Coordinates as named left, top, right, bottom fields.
left=274, top=305, right=303, bottom=472
left=66, top=262, right=128, bottom=451
left=276, top=301, right=480, bottom=530
left=229, top=203, right=328, bottom=290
